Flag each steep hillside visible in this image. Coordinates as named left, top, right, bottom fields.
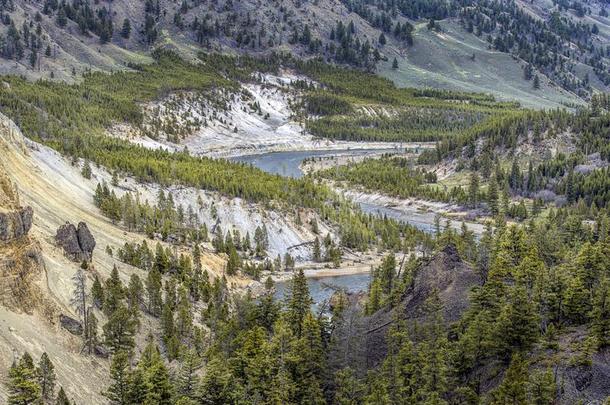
left=378, top=19, right=585, bottom=109
left=0, top=0, right=608, bottom=106
left=0, top=112, right=234, bottom=404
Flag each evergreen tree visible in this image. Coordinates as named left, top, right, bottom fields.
left=197, top=358, right=242, bottom=404
left=334, top=367, right=365, bottom=405
left=55, top=387, right=71, bottom=405
left=146, top=268, right=163, bottom=316
left=468, top=171, right=480, bottom=208
left=313, top=237, right=321, bottom=262
left=378, top=33, right=386, bottom=46
left=8, top=352, right=41, bottom=405
left=84, top=308, right=98, bottom=355
left=70, top=269, right=88, bottom=326
left=37, top=352, right=56, bottom=402
left=590, top=277, right=610, bottom=347
left=103, top=307, right=137, bottom=354
left=491, top=353, right=528, bottom=404
left=81, top=161, right=92, bottom=179
left=528, top=368, right=556, bottom=405
left=177, top=350, right=202, bottom=400
left=104, top=351, right=130, bottom=405
left=488, top=175, right=499, bottom=216
left=121, top=19, right=131, bottom=39
left=104, top=265, right=125, bottom=316
left=91, top=275, right=104, bottom=309
left=286, top=268, right=312, bottom=336
left=533, top=75, right=540, bottom=89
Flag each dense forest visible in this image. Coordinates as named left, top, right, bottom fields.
left=7, top=201, right=610, bottom=404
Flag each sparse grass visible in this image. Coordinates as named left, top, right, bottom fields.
left=379, top=20, right=585, bottom=109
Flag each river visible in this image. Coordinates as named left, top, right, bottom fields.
left=232, top=148, right=472, bottom=305
left=273, top=272, right=371, bottom=312
left=232, top=148, right=406, bottom=178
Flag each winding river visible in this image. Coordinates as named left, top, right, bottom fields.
left=231, top=148, right=476, bottom=304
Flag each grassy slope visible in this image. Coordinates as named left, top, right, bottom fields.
left=378, top=19, right=586, bottom=109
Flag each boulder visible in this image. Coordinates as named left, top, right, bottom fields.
left=76, top=222, right=96, bottom=259
left=55, top=223, right=82, bottom=261
left=94, top=345, right=110, bottom=359
left=59, top=314, right=83, bottom=336
left=55, top=221, right=96, bottom=262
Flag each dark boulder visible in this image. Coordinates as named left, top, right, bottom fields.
left=55, top=221, right=96, bottom=262
left=76, top=222, right=96, bottom=259
left=59, top=314, right=83, bottom=336
left=55, top=223, right=82, bottom=261
left=94, top=345, right=110, bottom=359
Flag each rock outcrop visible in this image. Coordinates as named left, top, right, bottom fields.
left=0, top=206, right=33, bottom=242
left=55, top=222, right=96, bottom=262
left=59, top=314, right=83, bottom=336
left=0, top=161, right=55, bottom=314
left=364, top=244, right=480, bottom=367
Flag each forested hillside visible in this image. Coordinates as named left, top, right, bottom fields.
left=0, top=0, right=608, bottom=103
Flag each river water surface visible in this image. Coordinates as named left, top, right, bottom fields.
left=232, top=148, right=404, bottom=178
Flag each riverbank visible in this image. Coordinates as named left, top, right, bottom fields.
left=300, top=144, right=435, bottom=175
left=340, top=188, right=487, bottom=235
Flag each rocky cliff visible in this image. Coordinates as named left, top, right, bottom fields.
left=364, top=244, right=480, bottom=366
left=0, top=167, right=48, bottom=313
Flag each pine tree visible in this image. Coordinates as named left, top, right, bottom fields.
left=286, top=268, right=312, bottom=336
left=55, top=387, right=71, bottom=405
left=491, top=353, right=528, bottom=404
left=121, top=18, right=131, bottom=39
left=127, top=274, right=143, bottom=317
left=226, top=245, right=241, bottom=276
left=84, top=308, right=98, bottom=355
left=488, top=176, right=499, bottom=216
left=126, top=368, right=147, bottom=405
left=533, top=74, right=540, bottom=89
left=91, top=275, right=104, bottom=309
left=494, top=286, right=539, bottom=358
left=334, top=367, right=365, bottom=405
left=143, top=361, right=174, bottom=405
left=367, top=278, right=383, bottom=314
left=177, top=350, right=202, bottom=400
left=71, top=269, right=88, bottom=326
left=378, top=33, right=386, bottom=46
left=528, top=368, right=556, bottom=405
left=392, top=58, right=398, bottom=69
left=104, top=351, right=131, bottom=405
left=81, top=161, right=92, bottom=179
left=146, top=268, right=163, bottom=316
left=468, top=171, right=480, bottom=208
left=291, top=313, right=326, bottom=404
left=590, top=277, right=610, bottom=347
left=103, top=307, right=137, bottom=354
left=197, top=357, right=242, bottom=404
left=104, top=265, right=125, bottom=316
left=37, top=352, right=56, bottom=402
left=313, top=237, right=321, bottom=262
left=8, top=352, right=41, bottom=405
